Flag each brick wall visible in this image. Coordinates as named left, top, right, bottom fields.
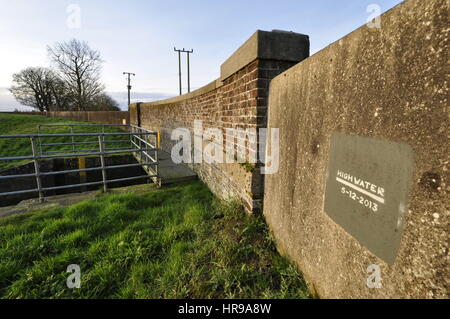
left=46, top=111, right=129, bottom=125
left=130, top=31, right=309, bottom=213
left=3, top=111, right=130, bottom=126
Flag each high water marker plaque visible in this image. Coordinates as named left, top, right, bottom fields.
left=324, top=133, right=414, bottom=264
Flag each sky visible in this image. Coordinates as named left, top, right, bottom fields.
left=0, top=0, right=404, bottom=111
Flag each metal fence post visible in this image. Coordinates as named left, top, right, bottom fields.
left=0, top=128, right=159, bottom=200
left=37, top=125, right=43, bottom=155
left=137, top=127, right=141, bottom=162
left=98, top=136, right=108, bottom=193
left=30, top=137, right=44, bottom=203
left=70, top=126, right=76, bottom=153
left=101, top=126, right=106, bottom=151
left=157, top=132, right=161, bottom=187
left=130, top=126, right=134, bottom=151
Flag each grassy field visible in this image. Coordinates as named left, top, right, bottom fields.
left=0, top=113, right=127, bottom=170
left=0, top=181, right=311, bottom=299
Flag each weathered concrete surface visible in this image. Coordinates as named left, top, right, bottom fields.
left=221, top=30, right=309, bottom=81
left=264, top=0, right=448, bottom=298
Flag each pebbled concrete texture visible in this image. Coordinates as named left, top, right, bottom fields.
left=220, top=30, right=309, bottom=81
left=264, top=0, right=448, bottom=298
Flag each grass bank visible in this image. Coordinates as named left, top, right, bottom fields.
left=0, top=113, right=126, bottom=170
left=0, top=181, right=311, bottom=299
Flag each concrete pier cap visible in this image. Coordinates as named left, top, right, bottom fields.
left=220, top=29, right=310, bottom=81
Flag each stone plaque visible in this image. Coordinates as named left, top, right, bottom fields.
left=324, top=133, right=414, bottom=264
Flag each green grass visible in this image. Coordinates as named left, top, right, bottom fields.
left=0, top=181, right=311, bottom=299
left=0, top=113, right=127, bottom=170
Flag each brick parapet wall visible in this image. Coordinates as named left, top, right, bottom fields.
left=130, top=31, right=310, bottom=213
left=2, top=111, right=130, bottom=126
left=45, top=111, right=130, bottom=125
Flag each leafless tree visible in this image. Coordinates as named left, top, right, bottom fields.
left=49, top=77, right=74, bottom=111
left=48, top=39, right=104, bottom=111
left=10, top=67, right=60, bottom=112
left=89, top=93, right=121, bottom=111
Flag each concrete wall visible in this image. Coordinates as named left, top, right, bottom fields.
left=130, top=30, right=310, bottom=213
left=264, top=0, right=448, bottom=298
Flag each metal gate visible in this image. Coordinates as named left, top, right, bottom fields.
left=0, top=124, right=159, bottom=203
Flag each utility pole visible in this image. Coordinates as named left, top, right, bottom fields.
left=186, top=49, right=193, bottom=93
left=174, top=48, right=194, bottom=95
left=123, top=72, right=135, bottom=106
left=174, top=48, right=182, bottom=95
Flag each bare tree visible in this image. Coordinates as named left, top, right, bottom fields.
left=10, top=67, right=60, bottom=111
left=48, top=39, right=104, bottom=111
left=49, top=76, right=73, bottom=111
left=89, top=93, right=121, bottom=111
left=11, top=39, right=112, bottom=112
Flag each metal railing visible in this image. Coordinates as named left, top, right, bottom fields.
left=0, top=124, right=160, bottom=203
left=37, top=124, right=131, bottom=155
left=130, top=125, right=159, bottom=182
